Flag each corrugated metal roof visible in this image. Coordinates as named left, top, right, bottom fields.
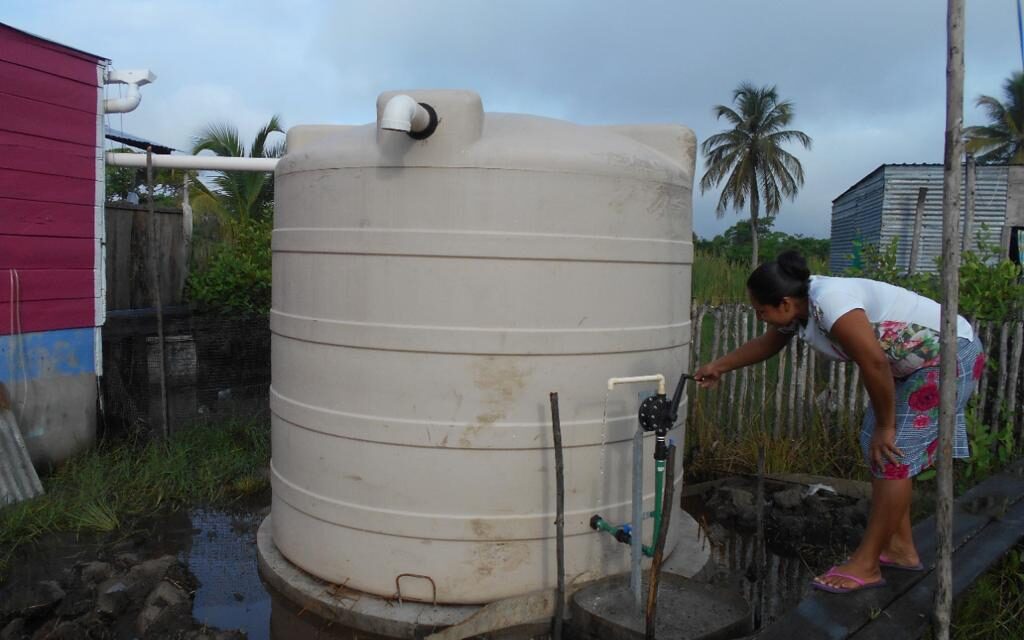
left=105, top=126, right=175, bottom=155
left=830, top=164, right=1010, bottom=274
left=0, top=384, right=44, bottom=507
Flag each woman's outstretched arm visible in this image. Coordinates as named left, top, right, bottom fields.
left=694, top=326, right=791, bottom=388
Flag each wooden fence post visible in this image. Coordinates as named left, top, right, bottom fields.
left=936, top=0, right=965, bottom=634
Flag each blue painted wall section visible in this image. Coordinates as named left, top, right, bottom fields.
left=0, top=328, right=96, bottom=382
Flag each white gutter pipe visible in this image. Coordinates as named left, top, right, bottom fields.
left=380, top=94, right=435, bottom=135
left=106, top=152, right=278, bottom=172
left=104, top=69, right=156, bottom=114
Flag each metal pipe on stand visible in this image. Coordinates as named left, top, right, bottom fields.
left=549, top=392, right=565, bottom=640
left=630, top=427, right=644, bottom=608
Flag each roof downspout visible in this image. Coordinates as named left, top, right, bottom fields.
left=103, top=69, right=156, bottom=114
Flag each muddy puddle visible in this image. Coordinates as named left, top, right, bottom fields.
left=682, top=474, right=866, bottom=628
left=2, top=476, right=862, bottom=639
left=0, top=490, right=385, bottom=639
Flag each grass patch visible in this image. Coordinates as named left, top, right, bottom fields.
left=692, top=251, right=829, bottom=304
left=0, top=420, right=270, bottom=579
left=950, top=546, right=1024, bottom=639
left=685, top=406, right=867, bottom=480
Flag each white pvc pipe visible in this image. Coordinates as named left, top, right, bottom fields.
left=380, top=94, right=431, bottom=133
left=106, top=152, right=278, bottom=172
left=104, top=83, right=142, bottom=114
left=607, top=374, right=666, bottom=395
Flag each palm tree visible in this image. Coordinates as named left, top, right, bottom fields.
left=964, top=71, right=1024, bottom=164
left=700, top=83, right=812, bottom=269
left=190, top=115, right=285, bottom=224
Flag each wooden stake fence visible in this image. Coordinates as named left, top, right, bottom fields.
left=688, top=304, right=1024, bottom=441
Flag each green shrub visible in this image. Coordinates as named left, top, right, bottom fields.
left=844, top=234, right=1023, bottom=322
left=186, top=217, right=272, bottom=314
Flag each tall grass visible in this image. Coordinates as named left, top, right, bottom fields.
left=692, top=251, right=830, bottom=304
left=0, top=420, right=270, bottom=579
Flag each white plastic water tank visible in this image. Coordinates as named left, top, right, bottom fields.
left=270, top=90, right=695, bottom=604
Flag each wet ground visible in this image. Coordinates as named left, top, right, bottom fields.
left=1, top=476, right=863, bottom=639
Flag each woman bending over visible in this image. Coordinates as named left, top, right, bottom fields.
left=694, top=250, right=984, bottom=593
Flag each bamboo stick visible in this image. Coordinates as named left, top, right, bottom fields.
left=716, top=305, right=733, bottom=430
left=795, top=341, right=806, bottom=436
left=723, top=305, right=737, bottom=430
left=836, top=361, right=848, bottom=433
left=738, top=308, right=750, bottom=432
left=996, top=321, right=1010, bottom=420
left=758, top=320, right=769, bottom=431
left=1008, top=322, right=1023, bottom=435
left=807, top=344, right=817, bottom=430
left=848, top=366, right=861, bottom=431
left=977, top=322, right=991, bottom=422
left=787, top=341, right=798, bottom=438
left=774, top=339, right=788, bottom=438
left=709, top=308, right=723, bottom=426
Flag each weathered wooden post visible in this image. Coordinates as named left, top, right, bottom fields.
left=936, top=0, right=965, bottom=637
left=147, top=148, right=170, bottom=438
left=909, top=187, right=928, bottom=275
left=962, top=153, right=976, bottom=253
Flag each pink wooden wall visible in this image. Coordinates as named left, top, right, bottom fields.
left=0, top=23, right=104, bottom=335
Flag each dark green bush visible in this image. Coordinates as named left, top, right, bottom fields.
left=186, top=218, right=272, bottom=314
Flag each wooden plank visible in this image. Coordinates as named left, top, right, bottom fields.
left=0, top=59, right=98, bottom=111
left=0, top=168, right=95, bottom=205
left=853, top=480, right=1024, bottom=639
left=0, top=235, right=93, bottom=269
left=977, top=322, right=991, bottom=421
left=0, top=297, right=96, bottom=333
left=0, top=198, right=94, bottom=238
left=0, top=92, right=97, bottom=147
left=0, top=25, right=102, bottom=84
left=757, top=459, right=1024, bottom=640
left=0, top=141, right=96, bottom=179
left=0, top=269, right=93, bottom=303
left=996, top=321, right=1010, bottom=420
left=0, top=129, right=94, bottom=156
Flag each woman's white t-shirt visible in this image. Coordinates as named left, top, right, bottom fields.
left=779, top=276, right=974, bottom=378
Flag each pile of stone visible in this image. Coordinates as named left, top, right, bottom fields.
left=701, top=479, right=870, bottom=554
left=0, top=553, right=243, bottom=640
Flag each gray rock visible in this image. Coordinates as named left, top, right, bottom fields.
left=80, top=561, right=113, bottom=584
left=144, top=581, right=189, bottom=609
left=137, top=581, right=190, bottom=635
left=0, top=580, right=64, bottom=621
left=724, top=487, right=754, bottom=509
left=123, top=555, right=178, bottom=601
left=772, top=488, right=804, bottom=510
left=95, top=579, right=130, bottom=617
left=0, top=618, right=26, bottom=640
left=114, top=552, right=140, bottom=567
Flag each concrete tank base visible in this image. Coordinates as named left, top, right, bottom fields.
left=258, top=512, right=711, bottom=639
left=570, top=574, right=751, bottom=640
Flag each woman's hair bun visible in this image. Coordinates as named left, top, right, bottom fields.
left=776, top=250, right=810, bottom=283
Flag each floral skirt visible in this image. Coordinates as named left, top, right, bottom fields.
left=859, top=336, right=985, bottom=479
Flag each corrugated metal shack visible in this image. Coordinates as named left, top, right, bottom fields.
left=829, top=163, right=1024, bottom=273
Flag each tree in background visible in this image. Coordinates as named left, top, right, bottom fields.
left=696, top=218, right=830, bottom=265
left=964, top=71, right=1024, bottom=164
left=700, top=83, right=812, bottom=269
left=185, top=116, right=285, bottom=314
left=190, top=115, right=285, bottom=224
left=105, top=147, right=188, bottom=207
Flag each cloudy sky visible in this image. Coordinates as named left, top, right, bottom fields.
left=4, top=1, right=1019, bottom=238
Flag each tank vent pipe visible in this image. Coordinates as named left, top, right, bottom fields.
left=380, top=94, right=438, bottom=139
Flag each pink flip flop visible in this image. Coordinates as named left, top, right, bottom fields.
left=812, top=566, right=887, bottom=594
left=879, top=553, right=925, bottom=572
